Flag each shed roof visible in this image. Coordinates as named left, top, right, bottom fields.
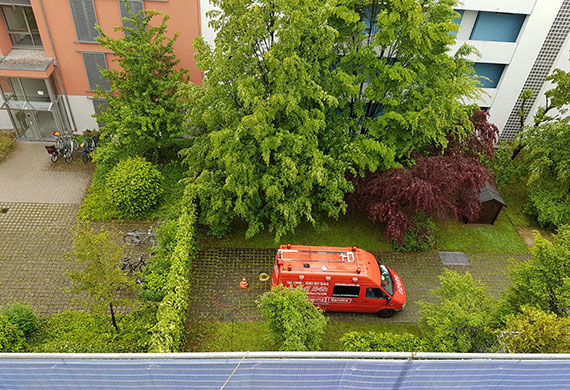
left=479, top=182, right=507, bottom=206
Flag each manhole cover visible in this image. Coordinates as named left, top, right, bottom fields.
left=439, top=251, right=469, bottom=265
left=0, top=208, right=8, bottom=214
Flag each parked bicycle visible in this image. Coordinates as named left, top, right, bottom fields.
left=119, top=253, right=147, bottom=275
left=123, top=226, right=157, bottom=247
left=81, top=137, right=97, bottom=163
left=45, top=131, right=75, bottom=163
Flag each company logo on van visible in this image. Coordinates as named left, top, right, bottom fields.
left=393, top=274, right=404, bottom=295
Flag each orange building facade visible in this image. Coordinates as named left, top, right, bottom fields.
left=0, top=0, right=203, bottom=140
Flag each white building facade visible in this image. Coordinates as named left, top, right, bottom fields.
left=453, top=0, right=570, bottom=139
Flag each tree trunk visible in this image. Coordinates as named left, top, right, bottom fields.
left=110, top=302, right=120, bottom=332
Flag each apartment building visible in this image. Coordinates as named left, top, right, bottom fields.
left=0, top=0, right=202, bottom=140
left=453, top=0, right=570, bottom=140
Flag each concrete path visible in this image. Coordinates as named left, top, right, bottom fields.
left=0, top=141, right=94, bottom=315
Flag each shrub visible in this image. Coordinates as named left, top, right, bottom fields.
left=341, top=331, right=427, bottom=352
left=258, top=285, right=327, bottom=351
left=486, top=147, right=525, bottom=188
left=32, top=307, right=156, bottom=353
left=498, top=226, right=570, bottom=318
left=0, top=304, right=38, bottom=339
left=0, top=315, right=25, bottom=352
left=106, top=157, right=164, bottom=218
left=500, top=306, right=570, bottom=353
left=0, top=130, right=16, bottom=162
left=392, top=213, right=435, bottom=252
left=149, top=198, right=198, bottom=352
left=419, top=269, right=497, bottom=352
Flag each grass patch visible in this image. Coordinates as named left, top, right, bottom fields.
left=185, top=319, right=419, bottom=352
left=435, top=179, right=550, bottom=254
left=0, top=130, right=16, bottom=162
left=199, top=211, right=392, bottom=251
left=79, top=160, right=186, bottom=221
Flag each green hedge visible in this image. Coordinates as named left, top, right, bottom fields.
left=149, top=195, right=198, bottom=352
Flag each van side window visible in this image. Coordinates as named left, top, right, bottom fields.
left=366, top=288, right=388, bottom=299
left=332, top=285, right=360, bottom=298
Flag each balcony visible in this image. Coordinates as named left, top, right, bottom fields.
left=0, top=48, right=54, bottom=78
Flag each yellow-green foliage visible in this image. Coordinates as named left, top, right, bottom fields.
left=258, top=285, right=327, bottom=351
left=0, top=131, right=16, bottom=162
left=341, top=331, right=427, bottom=352
left=149, top=195, right=198, bottom=352
left=105, top=157, right=164, bottom=219
left=502, top=306, right=570, bottom=353
left=0, top=315, right=24, bottom=352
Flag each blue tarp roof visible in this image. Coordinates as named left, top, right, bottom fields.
left=1, top=358, right=570, bottom=389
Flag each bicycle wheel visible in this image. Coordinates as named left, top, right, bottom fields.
left=123, top=233, right=141, bottom=246
left=82, top=152, right=91, bottom=163
left=50, top=153, right=58, bottom=163
left=64, top=150, right=72, bottom=164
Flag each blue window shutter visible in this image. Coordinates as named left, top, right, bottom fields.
left=473, top=63, right=506, bottom=88
left=470, top=12, right=526, bottom=42
left=69, top=0, right=99, bottom=42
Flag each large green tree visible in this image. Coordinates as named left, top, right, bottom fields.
left=328, top=0, right=480, bottom=165
left=95, top=2, right=188, bottom=160
left=184, top=0, right=480, bottom=240
left=183, top=0, right=353, bottom=239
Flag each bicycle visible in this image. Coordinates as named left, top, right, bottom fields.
left=45, top=131, right=74, bottom=164
left=123, top=226, right=157, bottom=247
left=81, top=137, right=97, bottom=163
left=119, top=253, right=147, bottom=275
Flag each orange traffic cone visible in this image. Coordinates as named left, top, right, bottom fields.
left=240, top=276, right=248, bottom=289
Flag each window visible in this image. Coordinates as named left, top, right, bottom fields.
left=118, top=0, right=144, bottom=34
left=450, top=9, right=464, bottom=36
left=69, top=0, right=99, bottom=42
left=0, top=5, right=42, bottom=47
left=92, top=98, right=107, bottom=128
left=362, top=4, right=379, bottom=35
left=82, top=52, right=111, bottom=91
left=473, top=63, right=505, bottom=89
left=332, top=285, right=360, bottom=298
left=470, top=12, right=526, bottom=42
left=366, top=288, right=388, bottom=299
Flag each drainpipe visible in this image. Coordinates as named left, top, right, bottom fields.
left=37, top=0, right=77, bottom=132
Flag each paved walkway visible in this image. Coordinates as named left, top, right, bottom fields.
left=0, top=141, right=94, bottom=315
left=0, top=141, right=93, bottom=203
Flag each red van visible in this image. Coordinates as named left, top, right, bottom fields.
left=271, top=245, right=406, bottom=318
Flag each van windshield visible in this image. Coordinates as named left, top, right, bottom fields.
left=376, top=259, right=394, bottom=296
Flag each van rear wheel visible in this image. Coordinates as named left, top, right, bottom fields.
left=376, top=309, right=395, bottom=318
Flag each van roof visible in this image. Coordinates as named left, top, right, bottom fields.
left=276, top=245, right=381, bottom=283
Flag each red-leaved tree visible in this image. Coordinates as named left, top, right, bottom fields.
left=350, top=110, right=498, bottom=245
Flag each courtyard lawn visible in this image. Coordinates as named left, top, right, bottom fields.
left=185, top=320, right=420, bottom=352
left=199, top=211, right=393, bottom=251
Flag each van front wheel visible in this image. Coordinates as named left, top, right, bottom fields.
left=376, top=309, right=395, bottom=318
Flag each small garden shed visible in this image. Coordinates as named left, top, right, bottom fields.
left=470, top=182, right=507, bottom=225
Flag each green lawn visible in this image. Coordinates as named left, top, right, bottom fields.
left=185, top=320, right=419, bottom=352
left=199, top=212, right=393, bottom=251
